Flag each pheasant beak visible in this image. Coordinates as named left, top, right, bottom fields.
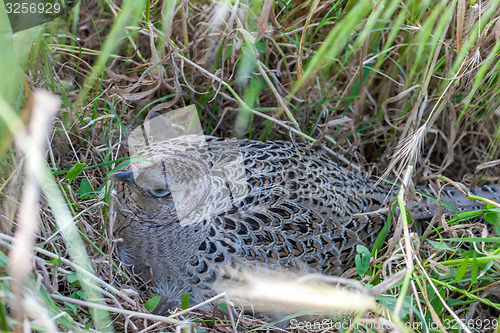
left=110, top=171, right=134, bottom=184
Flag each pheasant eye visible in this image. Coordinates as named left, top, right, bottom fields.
left=148, top=188, right=171, bottom=198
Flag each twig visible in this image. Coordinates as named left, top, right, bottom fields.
left=0, top=234, right=136, bottom=307
left=437, top=175, right=500, bottom=208
left=7, top=91, right=60, bottom=328
left=393, top=166, right=415, bottom=317
left=51, top=294, right=181, bottom=325
left=167, top=292, right=227, bottom=319
left=256, top=60, right=300, bottom=130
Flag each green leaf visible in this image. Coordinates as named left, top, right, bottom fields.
left=218, top=301, right=228, bottom=312
left=483, top=208, right=500, bottom=227
left=181, top=292, right=190, bottom=310
left=67, top=272, right=78, bottom=284
left=255, top=39, right=267, bottom=52
left=66, top=162, right=86, bottom=181
left=75, top=290, right=86, bottom=301
left=69, top=291, right=81, bottom=300
left=447, top=298, right=463, bottom=306
left=50, top=253, right=62, bottom=267
left=427, top=239, right=453, bottom=251
left=455, top=256, right=469, bottom=281
left=355, top=244, right=371, bottom=276
left=376, top=295, right=416, bottom=320
left=64, top=301, right=78, bottom=314
left=144, top=295, right=161, bottom=313
left=0, top=250, right=9, bottom=268
left=480, top=259, right=495, bottom=277
left=372, top=214, right=391, bottom=255
left=448, top=210, right=484, bottom=224
left=78, top=178, right=93, bottom=199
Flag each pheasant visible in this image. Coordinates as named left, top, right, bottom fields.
left=110, top=136, right=498, bottom=309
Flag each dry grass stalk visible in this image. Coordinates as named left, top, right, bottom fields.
left=8, top=91, right=60, bottom=328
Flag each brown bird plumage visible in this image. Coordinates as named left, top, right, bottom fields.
left=111, top=136, right=498, bottom=308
